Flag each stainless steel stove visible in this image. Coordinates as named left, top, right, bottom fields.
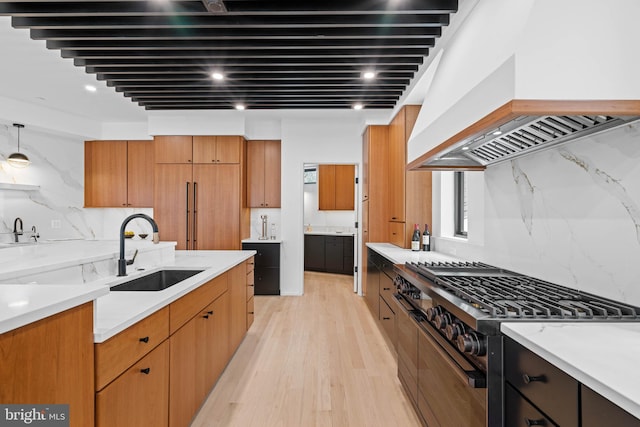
left=393, top=260, right=640, bottom=426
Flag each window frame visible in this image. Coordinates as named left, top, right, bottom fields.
left=454, top=171, right=468, bottom=238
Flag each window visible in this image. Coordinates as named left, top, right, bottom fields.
left=454, top=171, right=468, bottom=237
left=303, top=168, right=317, bottom=184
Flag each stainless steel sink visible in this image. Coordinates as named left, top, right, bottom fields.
left=110, top=269, right=204, bottom=292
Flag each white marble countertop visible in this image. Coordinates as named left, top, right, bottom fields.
left=0, top=239, right=176, bottom=282
left=304, top=231, right=355, bottom=236
left=93, top=250, right=255, bottom=342
left=501, top=322, right=640, bottom=420
left=366, top=242, right=459, bottom=264
left=242, top=238, right=283, bottom=244
left=0, top=283, right=109, bottom=335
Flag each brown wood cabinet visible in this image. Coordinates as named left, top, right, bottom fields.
left=0, top=302, right=95, bottom=427
left=154, top=135, right=248, bottom=250
left=246, top=257, right=255, bottom=329
left=247, top=139, right=281, bottom=208
left=228, top=262, right=247, bottom=353
left=318, top=164, right=355, bottom=210
left=85, top=140, right=154, bottom=207
left=154, top=136, right=193, bottom=164
left=96, top=340, right=169, bottom=427
left=384, top=105, right=432, bottom=248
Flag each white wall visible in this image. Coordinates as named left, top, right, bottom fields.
left=434, top=121, right=640, bottom=306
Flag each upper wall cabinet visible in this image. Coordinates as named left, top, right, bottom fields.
left=84, top=140, right=154, bottom=208
left=247, top=140, right=281, bottom=208
left=154, top=135, right=242, bottom=164
left=318, top=164, right=355, bottom=211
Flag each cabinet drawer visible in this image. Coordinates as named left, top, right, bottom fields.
left=247, top=296, right=255, bottom=329
left=504, top=337, right=578, bottom=426
left=96, top=340, right=169, bottom=427
left=246, top=257, right=255, bottom=274
left=247, top=272, right=255, bottom=300
left=505, top=383, right=557, bottom=427
left=379, top=296, right=396, bottom=347
left=379, top=272, right=395, bottom=308
left=95, top=307, right=169, bottom=391
left=170, top=274, right=228, bottom=334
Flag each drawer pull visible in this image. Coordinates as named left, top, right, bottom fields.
left=203, top=314, right=210, bottom=319
left=248, top=284, right=255, bottom=287
left=382, top=317, right=391, bottom=320
left=524, top=418, right=546, bottom=426
left=139, top=336, right=149, bottom=343
left=207, top=310, right=213, bottom=315
left=523, top=374, right=546, bottom=384
left=382, top=287, right=391, bottom=291
left=140, top=368, right=151, bottom=375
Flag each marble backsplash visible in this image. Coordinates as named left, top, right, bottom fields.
left=0, top=123, right=153, bottom=243
left=437, top=120, right=640, bottom=307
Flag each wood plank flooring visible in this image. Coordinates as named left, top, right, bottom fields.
left=191, top=271, right=421, bottom=427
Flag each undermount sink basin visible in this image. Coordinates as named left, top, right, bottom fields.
left=111, top=269, right=204, bottom=292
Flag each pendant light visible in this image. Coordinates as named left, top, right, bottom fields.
left=7, top=123, right=30, bottom=168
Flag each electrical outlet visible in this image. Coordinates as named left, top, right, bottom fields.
left=51, top=219, right=61, bottom=229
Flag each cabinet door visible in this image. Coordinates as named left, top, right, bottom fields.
left=247, top=140, right=266, bottom=207
left=334, top=164, right=355, bottom=210
left=228, top=263, right=247, bottom=353
left=154, top=164, right=193, bottom=250
left=192, top=135, right=217, bottom=164
left=96, top=340, right=169, bottom=427
left=84, top=140, right=128, bottom=207
left=201, top=292, right=230, bottom=395
left=389, top=221, right=405, bottom=248
left=364, top=251, right=380, bottom=318
left=318, top=164, right=336, bottom=210
left=388, top=109, right=406, bottom=221
left=0, top=303, right=95, bottom=427
left=169, top=315, right=202, bottom=427
left=304, top=235, right=325, bottom=271
left=263, top=140, right=281, bottom=207
left=582, top=384, right=640, bottom=427
left=127, top=140, right=154, bottom=207
left=254, top=267, right=280, bottom=295
left=193, top=164, right=240, bottom=250
left=215, top=136, right=242, bottom=163
left=379, top=297, right=396, bottom=347
left=154, top=136, right=193, bottom=164
left=324, top=236, right=344, bottom=273
left=362, top=127, right=370, bottom=201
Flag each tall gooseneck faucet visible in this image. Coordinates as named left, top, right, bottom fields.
left=13, top=217, right=23, bottom=243
left=118, top=213, right=159, bottom=276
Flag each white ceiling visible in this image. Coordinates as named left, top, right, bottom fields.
left=0, top=16, right=149, bottom=123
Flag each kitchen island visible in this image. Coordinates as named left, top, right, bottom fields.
left=0, top=240, right=256, bottom=427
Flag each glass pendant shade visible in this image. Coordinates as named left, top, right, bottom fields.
left=8, top=123, right=30, bottom=168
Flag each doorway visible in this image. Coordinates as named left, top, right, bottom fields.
left=302, top=163, right=359, bottom=293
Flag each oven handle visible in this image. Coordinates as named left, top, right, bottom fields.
left=417, top=321, right=486, bottom=389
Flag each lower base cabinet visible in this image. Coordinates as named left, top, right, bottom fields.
left=242, top=242, right=280, bottom=295
left=582, top=384, right=640, bottom=427
left=96, top=341, right=169, bottom=427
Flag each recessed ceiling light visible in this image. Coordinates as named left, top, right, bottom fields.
left=462, top=146, right=469, bottom=151
left=85, top=85, right=97, bottom=92
left=363, top=71, right=376, bottom=80
left=235, top=104, right=245, bottom=110
left=492, top=129, right=503, bottom=135
left=212, top=72, right=224, bottom=81
left=353, top=103, right=364, bottom=110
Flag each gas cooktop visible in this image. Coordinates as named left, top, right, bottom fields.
left=405, top=261, right=517, bottom=280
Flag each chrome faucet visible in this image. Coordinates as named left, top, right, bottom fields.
left=12, top=217, right=23, bottom=243
left=118, top=214, right=159, bottom=276
left=30, top=226, right=39, bottom=242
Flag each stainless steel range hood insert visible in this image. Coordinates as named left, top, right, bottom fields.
left=408, top=100, right=640, bottom=171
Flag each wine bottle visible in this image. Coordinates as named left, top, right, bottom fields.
left=411, top=223, right=420, bottom=251
left=422, top=224, right=431, bottom=252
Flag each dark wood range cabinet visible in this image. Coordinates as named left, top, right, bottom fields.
left=504, top=336, right=640, bottom=426
left=241, top=242, right=280, bottom=295
left=303, top=234, right=354, bottom=275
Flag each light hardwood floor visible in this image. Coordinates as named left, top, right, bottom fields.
left=191, top=271, right=421, bottom=427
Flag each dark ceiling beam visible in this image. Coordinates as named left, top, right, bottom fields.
left=124, top=90, right=403, bottom=97
left=122, top=87, right=404, bottom=95
left=104, top=77, right=411, bottom=85
left=97, top=73, right=413, bottom=81
left=85, top=65, right=419, bottom=74
left=75, top=56, right=424, bottom=67
left=0, top=0, right=456, bottom=15
left=30, top=26, right=442, bottom=40
left=133, top=95, right=399, bottom=102
left=111, top=81, right=409, bottom=89
left=46, top=38, right=434, bottom=50
left=12, top=14, right=450, bottom=29
left=61, top=48, right=429, bottom=59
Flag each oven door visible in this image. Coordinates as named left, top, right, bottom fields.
left=416, top=319, right=487, bottom=427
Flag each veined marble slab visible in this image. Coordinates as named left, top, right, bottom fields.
left=501, top=322, right=640, bottom=420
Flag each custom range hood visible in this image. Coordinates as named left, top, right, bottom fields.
left=405, top=1, right=640, bottom=171
left=408, top=99, right=640, bottom=170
